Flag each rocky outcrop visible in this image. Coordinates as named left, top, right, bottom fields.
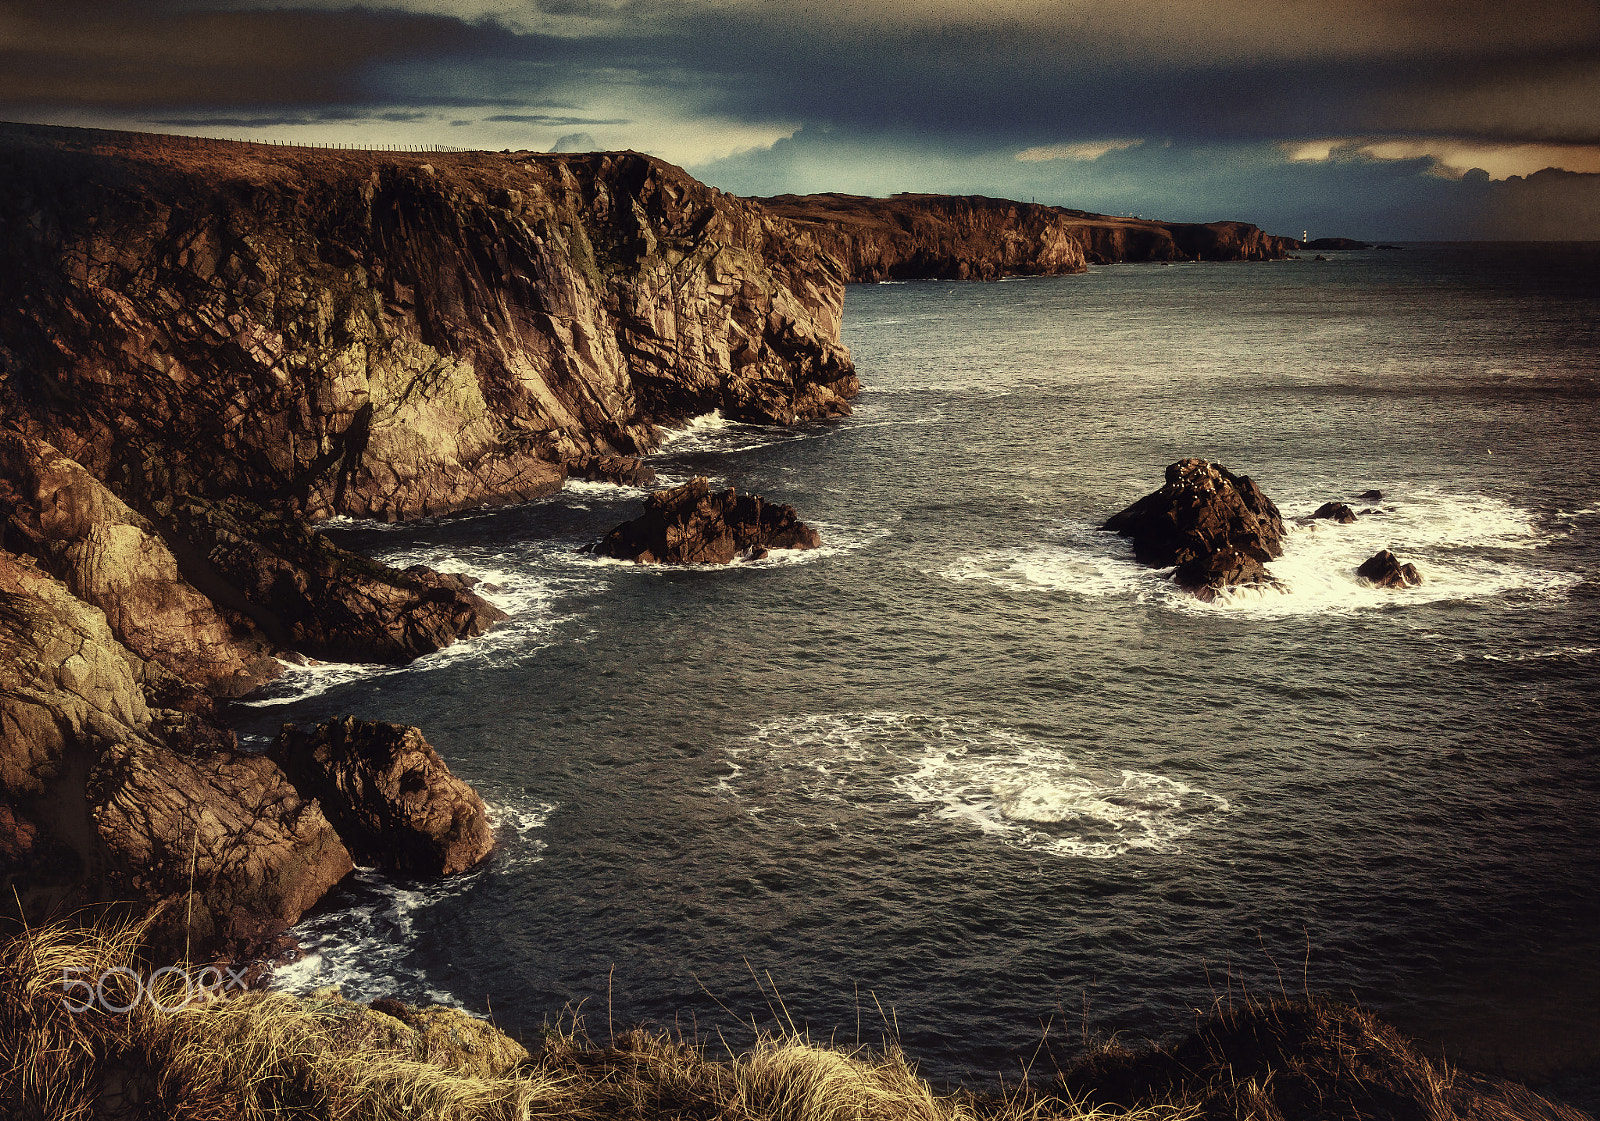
left=755, top=193, right=1088, bottom=280
left=90, top=737, right=354, bottom=955
left=162, top=496, right=505, bottom=665
left=1356, top=489, right=1383, bottom=502
left=0, top=431, right=276, bottom=695
left=589, top=476, right=820, bottom=563
left=759, top=193, right=1299, bottom=280
left=0, top=550, right=352, bottom=955
left=1310, top=501, right=1358, bottom=524
left=273, top=718, right=493, bottom=877
left=1304, top=237, right=1371, bottom=250
left=565, top=453, right=658, bottom=487
left=0, top=123, right=856, bottom=524
left=1356, top=550, right=1423, bottom=588
left=1104, top=459, right=1285, bottom=596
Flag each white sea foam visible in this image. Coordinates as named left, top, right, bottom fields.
left=271, top=799, right=553, bottom=999
left=726, top=712, right=1227, bottom=859
left=938, top=488, right=1584, bottom=617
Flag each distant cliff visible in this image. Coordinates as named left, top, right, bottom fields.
left=758, top=192, right=1300, bottom=280
left=0, top=124, right=857, bottom=524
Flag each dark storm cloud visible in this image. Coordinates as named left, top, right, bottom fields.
left=483, top=114, right=631, bottom=125
left=0, top=0, right=534, bottom=109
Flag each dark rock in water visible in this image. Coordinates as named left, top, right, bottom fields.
left=274, top=717, right=494, bottom=877
left=1376, top=244, right=1405, bottom=250
left=1311, top=502, right=1358, bottom=524
left=1305, top=237, right=1371, bottom=250
left=588, top=477, right=820, bottom=564
left=1356, top=489, right=1383, bottom=501
left=1312, top=254, right=1329, bottom=261
left=1104, top=459, right=1285, bottom=594
left=565, top=455, right=658, bottom=488
left=1356, top=550, right=1423, bottom=588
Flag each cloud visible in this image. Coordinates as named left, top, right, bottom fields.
left=1017, top=140, right=1144, bottom=162
left=483, top=113, right=632, bottom=126
left=1288, top=136, right=1600, bottom=180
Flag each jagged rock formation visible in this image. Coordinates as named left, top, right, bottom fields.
left=1310, top=501, right=1358, bottom=524
left=589, top=476, right=820, bottom=563
left=1357, top=550, right=1423, bottom=588
left=1104, top=459, right=1286, bottom=597
left=0, top=123, right=857, bottom=524
left=0, top=550, right=354, bottom=955
left=274, top=718, right=493, bottom=877
left=758, top=192, right=1300, bottom=281
left=0, top=123, right=861, bottom=953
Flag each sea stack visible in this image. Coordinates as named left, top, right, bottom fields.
left=1104, top=459, right=1286, bottom=597
left=588, top=477, right=821, bottom=564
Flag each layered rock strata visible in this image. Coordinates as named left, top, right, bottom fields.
left=0, top=122, right=857, bottom=523
left=759, top=192, right=1300, bottom=281
left=1104, top=459, right=1286, bottom=596
left=589, top=477, right=821, bottom=563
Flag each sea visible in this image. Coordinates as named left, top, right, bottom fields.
left=234, top=243, right=1600, bottom=1099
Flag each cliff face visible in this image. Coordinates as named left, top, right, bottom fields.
left=758, top=193, right=1300, bottom=279
left=0, top=123, right=858, bottom=955
left=0, top=124, right=857, bottom=523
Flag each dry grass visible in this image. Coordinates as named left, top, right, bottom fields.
left=0, top=913, right=1194, bottom=1121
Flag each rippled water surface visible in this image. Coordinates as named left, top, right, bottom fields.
left=238, top=244, right=1600, bottom=1089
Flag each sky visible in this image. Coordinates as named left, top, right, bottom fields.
left=4, top=1, right=1599, bottom=239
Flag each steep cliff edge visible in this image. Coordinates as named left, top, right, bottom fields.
left=758, top=192, right=1300, bottom=279
left=0, top=123, right=857, bottom=954
left=0, top=123, right=857, bottom=524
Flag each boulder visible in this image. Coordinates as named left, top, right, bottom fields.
left=273, top=718, right=494, bottom=877
left=1356, top=489, right=1383, bottom=501
left=1311, top=502, right=1358, bottom=524
left=587, top=477, right=821, bottom=564
left=1356, top=550, right=1423, bottom=589
left=1103, top=459, right=1285, bottom=594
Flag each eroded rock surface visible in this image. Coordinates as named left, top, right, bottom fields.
left=588, top=476, right=821, bottom=564
left=273, top=718, right=494, bottom=877
left=1356, top=550, right=1423, bottom=588
left=0, top=123, right=857, bottom=522
left=1104, top=459, right=1285, bottom=595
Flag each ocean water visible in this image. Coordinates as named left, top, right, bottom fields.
left=237, top=244, right=1600, bottom=1091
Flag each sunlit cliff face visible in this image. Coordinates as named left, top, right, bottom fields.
left=4, top=0, right=1599, bottom=237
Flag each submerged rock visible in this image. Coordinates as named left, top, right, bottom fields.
left=273, top=717, right=494, bottom=877
left=1103, top=459, right=1285, bottom=595
left=1356, top=550, right=1423, bottom=588
left=1311, top=501, right=1358, bottom=524
left=588, top=477, right=820, bottom=564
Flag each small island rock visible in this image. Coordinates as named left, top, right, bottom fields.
left=588, top=477, right=820, bottom=564
left=1311, top=502, right=1358, bottom=524
left=1356, top=550, right=1423, bottom=588
left=1103, top=459, right=1285, bottom=595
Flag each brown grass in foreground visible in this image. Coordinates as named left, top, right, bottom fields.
left=0, top=914, right=1587, bottom=1121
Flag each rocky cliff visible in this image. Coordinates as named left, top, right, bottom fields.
left=0, top=123, right=857, bottom=524
left=758, top=192, right=1301, bottom=279
left=0, top=122, right=860, bottom=956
